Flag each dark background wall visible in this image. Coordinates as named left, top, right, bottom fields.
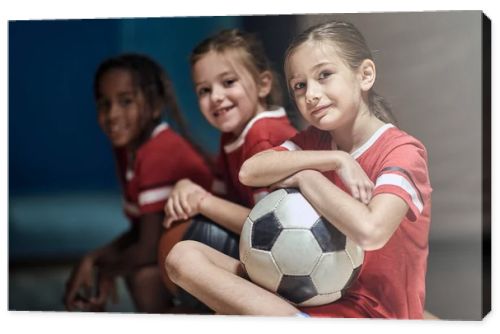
left=9, top=17, right=243, bottom=195
left=9, top=16, right=300, bottom=196
left=9, top=19, right=121, bottom=194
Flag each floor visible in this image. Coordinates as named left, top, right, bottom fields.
left=8, top=239, right=487, bottom=320
left=9, top=264, right=135, bottom=313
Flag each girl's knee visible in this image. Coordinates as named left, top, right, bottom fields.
left=165, top=240, right=203, bottom=283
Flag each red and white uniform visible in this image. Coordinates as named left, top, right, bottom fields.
left=278, top=123, right=432, bottom=319
left=114, top=122, right=213, bottom=220
left=212, top=107, right=297, bottom=207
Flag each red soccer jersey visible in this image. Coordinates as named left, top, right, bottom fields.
left=212, top=108, right=297, bottom=207
left=278, top=124, right=432, bottom=319
left=114, top=123, right=213, bottom=219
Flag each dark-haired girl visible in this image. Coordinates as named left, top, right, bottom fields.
left=63, top=53, right=213, bottom=313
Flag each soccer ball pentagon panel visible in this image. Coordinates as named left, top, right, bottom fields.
left=239, top=188, right=364, bottom=306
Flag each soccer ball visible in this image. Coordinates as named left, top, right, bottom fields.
left=239, top=188, right=364, bottom=307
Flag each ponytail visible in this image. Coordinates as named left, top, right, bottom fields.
left=369, top=91, right=397, bottom=125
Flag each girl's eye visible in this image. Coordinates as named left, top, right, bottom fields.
left=318, top=70, right=333, bottom=80
left=119, top=98, right=133, bottom=108
left=197, top=87, right=210, bottom=96
left=223, top=78, right=237, bottom=87
left=96, top=100, right=110, bottom=112
left=292, top=81, right=306, bottom=91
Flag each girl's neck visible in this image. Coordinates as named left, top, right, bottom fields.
left=330, top=111, right=386, bottom=154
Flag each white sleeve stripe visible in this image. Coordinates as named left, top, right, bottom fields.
left=138, top=186, right=173, bottom=206
left=375, top=174, right=423, bottom=213
left=280, top=140, right=302, bottom=151
left=253, top=190, right=269, bottom=203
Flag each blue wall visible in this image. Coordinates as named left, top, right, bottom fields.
left=9, top=16, right=241, bottom=195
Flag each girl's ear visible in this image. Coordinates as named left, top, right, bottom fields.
left=358, top=59, right=376, bottom=92
left=257, top=70, right=273, bottom=98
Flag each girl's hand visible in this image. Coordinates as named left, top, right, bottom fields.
left=87, top=273, right=118, bottom=312
left=64, top=255, right=95, bottom=311
left=336, top=152, right=373, bottom=204
left=163, top=179, right=209, bottom=228
left=271, top=155, right=373, bottom=205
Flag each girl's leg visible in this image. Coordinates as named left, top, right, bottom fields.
left=157, top=221, right=191, bottom=295
left=125, top=265, right=172, bottom=313
left=165, top=240, right=299, bottom=316
left=126, top=220, right=190, bottom=313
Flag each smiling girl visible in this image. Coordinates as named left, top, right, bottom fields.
left=159, top=29, right=297, bottom=283
left=63, top=53, right=213, bottom=313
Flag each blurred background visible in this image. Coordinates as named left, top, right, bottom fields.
left=8, top=11, right=490, bottom=320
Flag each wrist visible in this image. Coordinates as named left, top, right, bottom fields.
left=297, top=169, right=318, bottom=189
left=197, top=191, right=212, bottom=212
left=331, top=150, right=348, bottom=170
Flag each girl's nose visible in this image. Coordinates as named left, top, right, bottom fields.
left=210, top=86, right=224, bottom=103
left=305, top=81, right=321, bottom=105
left=108, top=103, right=121, bottom=120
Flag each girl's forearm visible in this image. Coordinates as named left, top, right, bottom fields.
left=297, top=170, right=406, bottom=250
left=96, top=242, right=157, bottom=277
left=198, top=194, right=250, bottom=235
left=88, top=228, right=136, bottom=262
left=298, top=170, right=370, bottom=243
left=239, top=149, right=346, bottom=187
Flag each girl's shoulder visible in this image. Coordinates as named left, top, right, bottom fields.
left=223, top=107, right=296, bottom=154
left=368, top=125, right=429, bottom=167
left=382, top=126, right=427, bottom=152
left=287, top=126, right=331, bottom=150
left=138, top=123, right=194, bottom=158
left=248, top=112, right=296, bottom=140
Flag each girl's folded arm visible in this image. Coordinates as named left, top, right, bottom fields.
left=239, top=149, right=349, bottom=187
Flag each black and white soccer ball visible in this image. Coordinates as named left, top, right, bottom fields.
left=239, top=188, right=364, bottom=306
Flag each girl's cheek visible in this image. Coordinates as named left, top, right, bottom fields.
left=97, top=114, right=106, bottom=129
left=199, top=107, right=212, bottom=122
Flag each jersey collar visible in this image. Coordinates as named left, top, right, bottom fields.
left=151, top=122, right=169, bottom=138
left=125, top=122, right=169, bottom=181
left=350, top=123, right=395, bottom=159
left=223, top=107, right=287, bottom=153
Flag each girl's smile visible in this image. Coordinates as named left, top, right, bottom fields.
left=213, top=104, right=236, bottom=118
left=310, top=103, right=334, bottom=118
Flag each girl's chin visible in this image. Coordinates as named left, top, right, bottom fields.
left=111, top=142, right=128, bottom=148
left=309, top=115, right=340, bottom=131
left=216, top=121, right=242, bottom=135
left=108, top=136, right=130, bottom=148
